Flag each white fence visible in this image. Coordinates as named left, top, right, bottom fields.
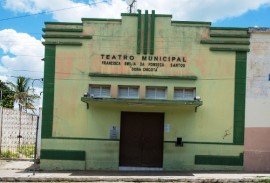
left=0, top=106, right=41, bottom=159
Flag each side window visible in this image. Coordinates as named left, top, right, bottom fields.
left=145, top=87, right=167, bottom=99
left=174, top=88, right=195, bottom=100
left=118, top=86, right=139, bottom=98
left=89, top=85, right=111, bottom=97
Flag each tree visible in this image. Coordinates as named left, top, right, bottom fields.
left=0, top=80, right=14, bottom=108
left=8, top=76, right=39, bottom=113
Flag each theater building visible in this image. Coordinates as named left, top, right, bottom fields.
left=41, top=10, right=250, bottom=170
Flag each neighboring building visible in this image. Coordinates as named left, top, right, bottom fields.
left=41, top=10, right=250, bottom=170
left=244, top=28, right=270, bottom=172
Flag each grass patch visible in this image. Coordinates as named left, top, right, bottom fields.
left=19, top=144, right=35, bottom=158
left=1, top=144, right=35, bottom=158
left=1, top=150, right=19, bottom=158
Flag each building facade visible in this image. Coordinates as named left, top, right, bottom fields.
left=41, top=11, right=250, bottom=170
left=244, top=28, right=270, bottom=172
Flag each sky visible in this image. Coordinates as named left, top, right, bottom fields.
left=0, top=0, right=270, bottom=106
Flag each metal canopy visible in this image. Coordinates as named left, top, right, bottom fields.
left=81, top=97, right=203, bottom=112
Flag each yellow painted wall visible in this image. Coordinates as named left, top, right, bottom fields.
left=41, top=13, right=245, bottom=170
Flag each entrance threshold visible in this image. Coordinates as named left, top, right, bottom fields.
left=119, top=166, right=163, bottom=171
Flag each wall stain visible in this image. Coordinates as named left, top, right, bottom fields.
left=223, top=129, right=232, bottom=139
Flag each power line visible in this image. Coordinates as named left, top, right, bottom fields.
left=0, top=54, right=43, bottom=58
left=0, top=74, right=44, bottom=80
left=11, top=69, right=43, bottom=73
left=0, top=0, right=108, bottom=22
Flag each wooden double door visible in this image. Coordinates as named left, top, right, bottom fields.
left=119, top=112, right=164, bottom=168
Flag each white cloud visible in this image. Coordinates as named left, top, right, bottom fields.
left=137, top=0, right=270, bottom=22
left=0, top=65, right=8, bottom=73
left=3, top=0, right=127, bottom=22
left=0, top=65, right=8, bottom=81
left=3, top=0, right=270, bottom=22
left=0, top=29, right=44, bottom=83
left=0, top=29, right=43, bottom=112
left=32, top=86, right=43, bottom=108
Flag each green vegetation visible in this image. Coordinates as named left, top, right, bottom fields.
left=8, top=76, right=39, bottom=113
left=0, top=80, right=14, bottom=108
left=0, top=150, right=19, bottom=158
left=19, top=145, right=35, bottom=158
left=258, top=177, right=270, bottom=183
left=1, top=145, right=35, bottom=158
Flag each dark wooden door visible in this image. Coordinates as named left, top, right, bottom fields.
left=119, top=112, right=164, bottom=168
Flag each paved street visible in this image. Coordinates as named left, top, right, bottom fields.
left=0, top=159, right=270, bottom=182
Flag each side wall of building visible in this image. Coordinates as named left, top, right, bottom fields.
left=245, top=29, right=270, bottom=172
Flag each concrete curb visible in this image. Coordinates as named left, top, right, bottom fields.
left=1, top=160, right=270, bottom=182
left=0, top=176, right=270, bottom=182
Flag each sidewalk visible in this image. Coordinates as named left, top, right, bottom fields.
left=0, top=160, right=270, bottom=182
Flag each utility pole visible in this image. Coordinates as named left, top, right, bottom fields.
left=33, top=115, right=39, bottom=175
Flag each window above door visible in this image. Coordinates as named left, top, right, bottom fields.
left=118, top=86, right=139, bottom=99
left=145, top=87, right=167, bottom=99
left=174, top=87, right=196, bottom=101
left=83, top=84, right=202, bottom=112
left=89, top=85, right=111, bottom=98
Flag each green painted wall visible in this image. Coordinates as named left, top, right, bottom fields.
left=41, top=11, right=248, bottom=170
